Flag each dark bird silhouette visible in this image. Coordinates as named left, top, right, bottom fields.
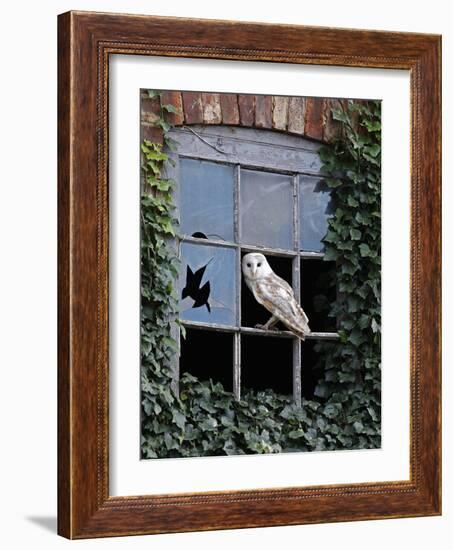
left=181, top=261, right=212, bottom=313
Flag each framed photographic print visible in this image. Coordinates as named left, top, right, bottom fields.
left=58, top=11, right=441, bottom=538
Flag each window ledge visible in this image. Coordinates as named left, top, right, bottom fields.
left=181, top=319, right=339, bottom=340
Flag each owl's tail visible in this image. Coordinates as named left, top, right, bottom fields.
left=288, top=324, right=311, bottom=341
left=286, top=303, right=311, bottom=341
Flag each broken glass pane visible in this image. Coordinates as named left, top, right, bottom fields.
left=179, top=242, right=236, bottom=326
left=179, top=158, right=234, bottom=242
left=299, top=176, right=333, bottom=252
left=240, top=169, right=293, bottom=250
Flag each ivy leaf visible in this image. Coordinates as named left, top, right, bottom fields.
left=341, top=262, right=359, bottom=276
left=179, top=323, right=186, bottom=339
left=164, top=136, right=180, bottom=152
left=157, top=120, right=171, bottom=133
left=323, top=403, right=341, bottom=419
left=353, top=421, right=364, bottom=433
left=288, top=429, right=305, bottom=439
left=162, top=103, right=182, bottom=114
left=323, top=248, right=339, bottom=261
left=161, top=220, right=176, bottom=236
left=332, top=109, right=349, bottom=124
left=371, top=318, right=380, bottom=333
left=350, top=228, right=362, bottom=240
left=325, top=177, right=343, bottom=188
left=199, top=418, right=218, bottom=431
left=172, top=410, right=186, bottom=429
left=164, top=432, right=179, bottom=450
left=364, top=144, right=381, bottom=158
left=355, top=211, right=371, bottom=226
left=155, top=180, right=172, bottom=192
left=349, top=330, right=365, bottom=347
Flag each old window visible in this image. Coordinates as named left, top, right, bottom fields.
left=169, top=125, right=339, bottom=405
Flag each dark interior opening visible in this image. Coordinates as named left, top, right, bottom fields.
left=241, top=253, right=293, bottom=329
left=241, top=334, right=293, bottom=395
left=301, top=340, right=324, bottom=400
left=180, top=328, right=233, bottom=391
left=300, top=259, right=336, bottom=332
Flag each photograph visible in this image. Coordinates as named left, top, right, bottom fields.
left=140, top=90, right=382, bottom=459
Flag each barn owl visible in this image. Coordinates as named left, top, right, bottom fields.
left=242, top=252, right=311, bottom=340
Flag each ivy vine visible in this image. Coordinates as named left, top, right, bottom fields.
left=315, top=100, right=381, bottom=446
left=140, top=93, right=381, bottom=458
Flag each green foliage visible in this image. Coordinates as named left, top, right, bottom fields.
left=140, top=95, right=381, bottom=458
left=140, top=93, right=182, bottom=456
left=142, top=374, right=365, bottom=458
left=314, top=100, right=382, bottom=448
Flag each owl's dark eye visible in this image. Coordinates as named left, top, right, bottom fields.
left=247, top=263, right=251, bottom=268
left=257, top=263, right=262, bottom=267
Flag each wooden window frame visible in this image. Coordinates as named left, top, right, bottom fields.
left=58, top=11, right=441, bottom=539
left=171, top=125, right=339, bottom=404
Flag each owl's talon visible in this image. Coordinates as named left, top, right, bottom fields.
left=254, top=323, right=279, bottom=332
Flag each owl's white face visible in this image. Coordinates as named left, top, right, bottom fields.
left=242, top=253, right=272, bottom=281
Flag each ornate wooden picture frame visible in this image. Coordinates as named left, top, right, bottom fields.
left=58, top=11, right=441, bottom=539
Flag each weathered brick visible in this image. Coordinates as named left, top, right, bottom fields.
left=238, top=94, right=255, bottom=126
left=220, top=93, right=240, bottom=125
left=141, top=95, right=161, bottom=126
left=201, top=93, right=222, bottom=124
left=255, top=95, right=272, bottom=129
left=141, top=123, right=164, bottom=145
left=304, top=97, right=325, bottom=140
left=182, top=92, right=203, bottom=124
left=161, top=91, right=184, bottom=125
left=287, top=97, right=306, bottom=135
left=272, top=96, right=289, bottom=131
left=323, top=98, right=343, bottom=143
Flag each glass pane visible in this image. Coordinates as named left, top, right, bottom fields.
left=240, top=169, right=293, bottom=250
left=179, top=242, right=236, bottom=326
left=179, top=158, right=234, bottom=242
left=299, top=176, right=333, bottom=252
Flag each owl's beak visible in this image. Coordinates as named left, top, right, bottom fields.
left=251, top=266, right=257, bottom=278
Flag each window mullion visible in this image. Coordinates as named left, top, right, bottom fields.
left=234, top=164, right=242, bottom=400
left=233, top=333, right=241, bottom=400
left=293, top=174, right=302, bottom=406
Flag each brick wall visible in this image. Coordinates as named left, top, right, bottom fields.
left=141, top=90, right=347, bottom=144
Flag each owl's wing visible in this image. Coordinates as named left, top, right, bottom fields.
left=255, top=274, right=310, bottom=339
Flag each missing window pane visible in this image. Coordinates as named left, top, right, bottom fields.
left=180, top=329, right=233, bottom=392
left=241, top=335, right=293, bottom=395
left=241, top=254, right=293, bottom=329
left=301, top=339, right=337, bottom=400
left=301, top=259, right=337, bottom=332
